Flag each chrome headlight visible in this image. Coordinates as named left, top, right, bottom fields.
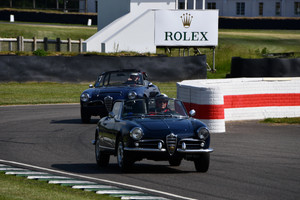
left=80, top=93, right=90, bottom=102
left=197, top=127, right=210, bottom=140
left=128, top=91, right=137, bottom=100
left=130, top=127, right=144, bottom=140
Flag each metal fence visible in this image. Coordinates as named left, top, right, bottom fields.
left=0, top=36, right=84, bottom=52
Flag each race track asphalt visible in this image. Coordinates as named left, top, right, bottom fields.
left=0, top=104, right=299, bottom=200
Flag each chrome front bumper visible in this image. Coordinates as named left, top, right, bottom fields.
left=124, top=147, right=213, bottom=153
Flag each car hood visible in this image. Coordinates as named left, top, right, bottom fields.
left=100, top=85, right=142, bottom=92
left=86, top=86, right=144, bottom=99
left=134, top=117, right=194, bottom=138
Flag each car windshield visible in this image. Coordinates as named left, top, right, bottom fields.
left=106, top=72, right=143, bottom=86
left=121, top=98, right=188, bottom=118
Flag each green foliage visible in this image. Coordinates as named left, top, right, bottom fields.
left=33, top=49, right=48, bottom=56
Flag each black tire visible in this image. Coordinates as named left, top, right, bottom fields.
left=81, top=107, right=91, bottom=123
left=95, top=135, right=110, bottom=167
left=117, top=139, right=134, bottom=172
left=169, top=157, right=182, bottom=166
left=194, top=153, right=210, bottom=172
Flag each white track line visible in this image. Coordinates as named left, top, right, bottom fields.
left=0, top=159, right=196, bottom=200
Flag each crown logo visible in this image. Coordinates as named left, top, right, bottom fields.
left=180, top=13, right=193, bottom=28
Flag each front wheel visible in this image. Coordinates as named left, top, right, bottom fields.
left=194, top=153, right=210, bottom=172
left=95, top=135, right=110, bottom=167
left=117, top=140, right=133, bottom=172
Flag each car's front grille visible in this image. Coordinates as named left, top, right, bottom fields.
left=166, top=133, right=177, bottom=155
left=104, top=96, right=113, bottom=112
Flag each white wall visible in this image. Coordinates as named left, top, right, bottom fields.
left=177, top=78, right=300, bottom=133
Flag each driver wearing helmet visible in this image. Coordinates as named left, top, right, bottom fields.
left=127, top=73, right=140, bottom=84
left=155, top=94, right=171, bottom=113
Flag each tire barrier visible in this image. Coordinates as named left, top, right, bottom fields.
left=177, top=78, right=300, bottom=133
left=229, top=57, right=300, bottom=78
left=0, top=55, right=207, bottom=82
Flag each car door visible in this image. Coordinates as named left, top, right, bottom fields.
left=99, top=101, right=122, bottom=149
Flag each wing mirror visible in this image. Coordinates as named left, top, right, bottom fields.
left=148, top=82, right=153, bottom=87
left=89, top=84, right=93, bottom=88
left=189, top=109, right=196, bottom=117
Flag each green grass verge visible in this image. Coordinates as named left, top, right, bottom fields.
left=0, top=82, right=177, bottom=105
left=0, top=172, right=117, bottom=200
left=261, top=117, right=300, bottom=124
left=0, top=82, right=88, bottom=105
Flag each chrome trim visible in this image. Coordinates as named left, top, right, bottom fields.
left=177, top=148, right=214, bottom=153
left=87, top=100, right=104, bottom=104
left=98, top=145, right=115, bottom=151
left=138, top=139, right=164, bottom=143
left=180, top=138, right=201, bottom=142
left=124, top=147, right=167, bottom=152
left=123, top=147, right=213, bottom=153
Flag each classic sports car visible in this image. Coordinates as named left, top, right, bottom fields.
left=93, top=95, right=213, bottom=172
left=80, top=69, right=160, bottom=123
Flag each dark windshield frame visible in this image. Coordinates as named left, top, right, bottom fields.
left=95, top=71, right=144, bottom=87
left=120, top=98, right=189, bottom=119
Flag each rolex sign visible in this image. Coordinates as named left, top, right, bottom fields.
left=155, top=10, right=219, bottom=46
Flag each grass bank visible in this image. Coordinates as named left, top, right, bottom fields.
left=0, top=172, right=117, bottom=200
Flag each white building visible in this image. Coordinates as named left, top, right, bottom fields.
left=81, top=0, right=300, bottom=17
left=83, top=0, right=219, bottom=53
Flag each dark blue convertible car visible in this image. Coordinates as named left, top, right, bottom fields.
left=80, top=69, right=160, bottom=123
left=93, top=95, right=213, bottom=172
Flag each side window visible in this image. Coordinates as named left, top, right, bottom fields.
left=94, top=75, right=103, bottom=87
left=103, top=74, right=109, bottom=86
left=112, top=102, right=122, bottom=119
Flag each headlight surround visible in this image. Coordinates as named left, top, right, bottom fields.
left=130, top=127, right=144, bottom=140
left=128, top=91, right=137, bottom=100
left=197, top=127, right=210, bottom=140
left=80, top=93, right=90, bottom=102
